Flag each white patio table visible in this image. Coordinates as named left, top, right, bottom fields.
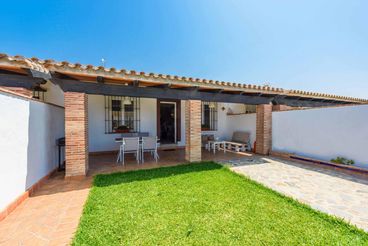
left=207, top=140, right=226, bottom=154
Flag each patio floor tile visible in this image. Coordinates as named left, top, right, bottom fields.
left=0, top=173, right=92, bottom=246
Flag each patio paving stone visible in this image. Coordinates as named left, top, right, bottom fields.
left=231, top=156, right=368, bottom=232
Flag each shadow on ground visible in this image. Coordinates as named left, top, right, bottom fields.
left=267, top=156, right=368, bottom=186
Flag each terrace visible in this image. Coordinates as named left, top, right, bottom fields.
left=88, top=148, right=246, bottom=176
left=0, top=151, right=367, bottom=245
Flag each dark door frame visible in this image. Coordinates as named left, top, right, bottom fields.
left=157, top=99, right=181, bottom=142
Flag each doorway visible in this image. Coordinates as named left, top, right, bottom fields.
left=159, top=102, right=176, bottom=144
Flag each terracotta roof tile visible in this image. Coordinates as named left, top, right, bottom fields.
left=0, top=53, right=367, bottom=103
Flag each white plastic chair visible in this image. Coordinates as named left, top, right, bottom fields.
left=117, top=137, right=140, bottom=165
left=141, top=136, right=159, bottom=163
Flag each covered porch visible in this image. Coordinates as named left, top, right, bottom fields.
left=88, top=148, right=253, bottom=176
left=67, top=93, right=273, bottom=178
left=59, top=78, right=360, bottom=178
left=0, top=55, right=361, bottom=178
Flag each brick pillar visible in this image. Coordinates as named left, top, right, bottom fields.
left=65, top=92, right=89, bottom=177
left=272, top=105, right=292, bottom=111
left=256, top=104, right=272, bottom=155
left=185, top=100, right=202, bottom=162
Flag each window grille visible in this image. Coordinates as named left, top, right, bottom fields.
left=105, top=96, right=140, bottom=134
left=201, top=101, right=218, bottom=131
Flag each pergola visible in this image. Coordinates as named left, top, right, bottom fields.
left=1, top=54, right=367, bottom=177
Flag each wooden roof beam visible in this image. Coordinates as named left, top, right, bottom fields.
left=24, top=68, right=51, bottom=80
left=52, top=77, right=272, bottom=105
left=51, top=71, right=79, bottom=81
left=0, top=73, right=46, bottom=89
left=176, top=86, right=199, bottom=91
left=147, top=83, right=171, bottom=89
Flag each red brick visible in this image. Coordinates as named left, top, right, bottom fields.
left=185, top=100, right=202, bottom=162
left=65, top=92, right=89, bottom=177
left=256, top=104, right=272, bottom=155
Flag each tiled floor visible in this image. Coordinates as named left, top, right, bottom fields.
left=0, top=173, right=91, bottom=245
left=231, top=157, right=368, bottom=232
left=1, top=150, right=367, bottom=245
left=89, top=147, right=251, bottom=176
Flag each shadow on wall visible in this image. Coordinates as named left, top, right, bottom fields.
left=25, top=101, right=65, bottom=190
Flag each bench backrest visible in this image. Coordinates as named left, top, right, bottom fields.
left=231, top=131, right=250, bottom=144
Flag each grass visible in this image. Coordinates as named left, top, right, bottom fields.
left=73, top=162, right=368, bottom=245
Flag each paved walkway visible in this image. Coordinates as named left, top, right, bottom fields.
left=232, top=157, right=368, bottom=232
left=0, top=174, right=92, bottom=245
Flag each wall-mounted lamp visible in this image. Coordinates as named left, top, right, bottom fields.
left=123, top=97, right=132, bottom=105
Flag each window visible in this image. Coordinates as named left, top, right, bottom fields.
left=105, top=96, right=140, bottom=133
left=201, top=101, right=218, bottom=131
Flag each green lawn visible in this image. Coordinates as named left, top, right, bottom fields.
left=73, top=162, right=368, bottom=245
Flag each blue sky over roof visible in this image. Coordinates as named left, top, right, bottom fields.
left=1, top=0, right=367, bottom=98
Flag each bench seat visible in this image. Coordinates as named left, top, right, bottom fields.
left=224, top=141, right=249, bottom=152
left=225, top=131, right=251, bottom=152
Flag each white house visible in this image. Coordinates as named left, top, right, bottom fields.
left=0, top=53, right=367, bottom=220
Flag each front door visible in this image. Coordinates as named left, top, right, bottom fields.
left=159, top=102, right=176, bottom=144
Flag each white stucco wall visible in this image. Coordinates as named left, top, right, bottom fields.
left=227, top=113, right=256, bottom=146
left=201, top=103, right=229, bottom=140
left=202, top=103, right=256, bottom=144
left=88, top=97, right=256, bottom=151
left=43, top=81, right=64, bottom=107
left=88, top=95, right=157, bottom=152
left=272, top=105, right=368, bottom=168
left=0, top=92, right=65, bottom=211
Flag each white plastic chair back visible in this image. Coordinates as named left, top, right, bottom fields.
left=142, top=137, right=157, bottom=150
left=123, top=137, right=140, bottom=151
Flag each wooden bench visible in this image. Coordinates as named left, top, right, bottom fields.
left=224, top=141, right=248, bottom=152
left=224, top=131, right=251, bottom=152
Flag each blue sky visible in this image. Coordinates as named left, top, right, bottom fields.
left=1, top=0, right=367, bottom=98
